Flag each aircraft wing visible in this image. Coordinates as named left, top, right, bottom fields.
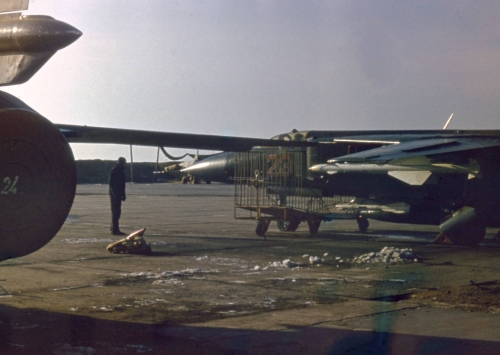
left=56, top=124, right=316, bottom=152
left=329, top=136, right=500, bottom=163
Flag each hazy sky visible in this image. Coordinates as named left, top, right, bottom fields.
left=4, top=1, right=500, bottom=161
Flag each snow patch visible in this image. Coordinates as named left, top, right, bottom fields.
left=283, top=259, right=299, bottom=268
left=309, top=256, right=324, bottom=265
left=352, top=247, right=418, bottom=265
left=267, top=259, right=300, bottom=268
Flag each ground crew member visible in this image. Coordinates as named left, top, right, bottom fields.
left=109, top=157, right=127, bottom=235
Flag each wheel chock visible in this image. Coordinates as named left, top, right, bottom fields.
left=434, top=232, right=455, bottom=245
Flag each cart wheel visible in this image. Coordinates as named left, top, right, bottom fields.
left=256, top=220, right=270, bottom=237
left=289, top=219, right=300, bottom=231
left=356, top=216, right=369, bottom=233
left=277, top=218, right=300, bottom=232
left=277, top=220, right=288, bottom=231
left=307, top=219, right=321, bottom=236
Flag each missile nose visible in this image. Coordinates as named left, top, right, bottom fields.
left=55, top=22, right=83, bottom=48
left=8, top=15, right=82, bottom=52
left=309, top=164, right=325, bottom=173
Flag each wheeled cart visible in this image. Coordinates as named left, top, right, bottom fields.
left=233, top=148, right=356, bottom=237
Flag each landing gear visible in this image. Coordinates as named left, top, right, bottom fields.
left=256, top=219, right=270, bottom=237
left=356, top=216, right=369, bottom=233
left=307, top=219, right=321, bottom=236
left=181, top=175, right=201, bottom=184
left=277, top=218, right=300, bottom=232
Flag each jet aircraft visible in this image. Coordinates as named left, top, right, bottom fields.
left=1, top=1, right=499, bottom=262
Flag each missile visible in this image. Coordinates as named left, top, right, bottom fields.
left=0, top=14, right=82, bottom=85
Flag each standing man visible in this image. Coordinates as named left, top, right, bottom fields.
left=109, top=157, right=127, bottom=235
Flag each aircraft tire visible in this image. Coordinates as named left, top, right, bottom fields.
left=256, top=220, right=269, bottom=237
left=439, top=207, right=486, bottom=246
left=277, top=218, right=300, bottom=232
left=356, top=217, right=369, bottom=233
left=289, top=219, right=300, bottom=231
left=307, top=219, right=321, bottom=236
left=453, top=222, right=486, bottom=246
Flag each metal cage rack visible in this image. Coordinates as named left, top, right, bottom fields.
left=233, top=148, right=355, bottom=236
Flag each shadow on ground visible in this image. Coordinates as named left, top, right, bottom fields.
left=0, top=303, right=498, bottom=355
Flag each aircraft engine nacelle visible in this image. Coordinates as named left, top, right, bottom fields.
left=181, top=152, right=235, bottom=183
left=0, top=108, right=76, bottom=261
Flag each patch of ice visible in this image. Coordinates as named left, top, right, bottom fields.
left=150, top=242, right=176, bottom=246
left=263, top=298, right=276, bottom=307
left=324, top=253, right=329, bottom=257
left=152, top=279, right=183, bottom=285
left=53, top=344, right=95, bottom=355
left=135, top=300, right=156, bottom=306
left=64, top=238, right=113, bottom=244
left=150, top=289, right=173, bottom=294
left=194, top=256, right=248, bottom=266
left=126, top=344, right=153, bottom=353
left=120, top=268, right=218, bottom=279
left=254, top=265, right=261, bottom=270
left=302, top=254, right=309, bottom=258
left=12, top=324, right=39, bottom=330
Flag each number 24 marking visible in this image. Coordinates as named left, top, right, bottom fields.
left=1, top=176, right=18, bottom=195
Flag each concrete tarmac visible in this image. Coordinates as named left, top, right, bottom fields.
left=0, top=183, right=499, bottom=354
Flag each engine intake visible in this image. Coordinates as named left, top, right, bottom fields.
left=0, top=108, right=76, bottom=260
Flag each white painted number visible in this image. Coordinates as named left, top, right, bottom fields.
left=1, top=176, right=18, bottom=195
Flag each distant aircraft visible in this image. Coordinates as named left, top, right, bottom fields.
left=1, top=2, right=499, bottom=262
